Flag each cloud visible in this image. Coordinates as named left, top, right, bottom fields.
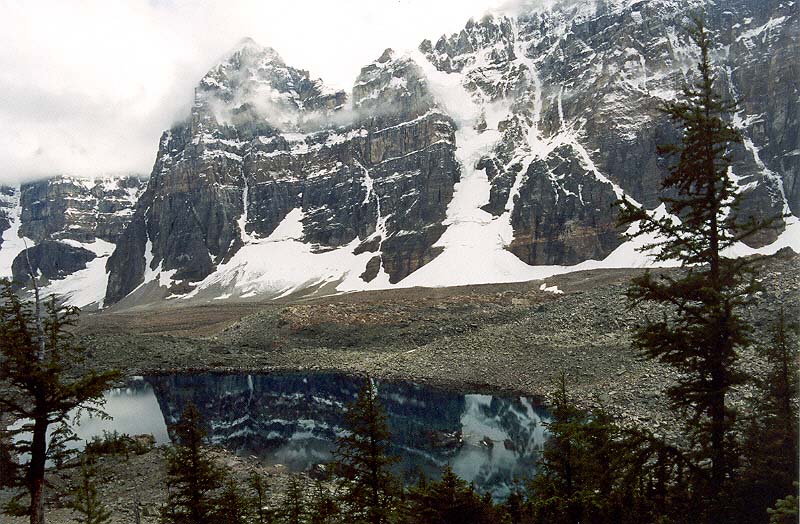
left=0, top=0, right=509, bottom=185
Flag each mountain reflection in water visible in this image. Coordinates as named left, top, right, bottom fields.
left=96, top=373, right=549, bottom=499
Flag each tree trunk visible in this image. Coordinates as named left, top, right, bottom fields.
left=708, top=330, right=728, bottom=524
left=30, top=414, right=47, bottom=524
left=25, top=240, right=48, bottom=524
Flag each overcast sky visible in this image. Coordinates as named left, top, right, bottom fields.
left=0, top=0, right=526, bottom=184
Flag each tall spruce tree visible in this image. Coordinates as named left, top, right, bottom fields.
left=307, top=479, right=339, bottom=524
left=249, top=471, right=275, bottom=524
left=757, top=308, right=799, bottom=481
left=617, top=17, right=776, bottom=522
left=0, top=279, right=120, bottom=524
left=66, top=457, right=112, bottom=524
left=526, top=377, right=621, bottom=524
left=738, top=308, right=799, bottom=523
left=160, top=403, right=225, bottom=524
left=405, top=466, right=500, bottom=524
left=213, top=478, right=251, bottom=524
left=279, top=477, right=307, bottom=524
left=333, top=377, right=398, bottom=524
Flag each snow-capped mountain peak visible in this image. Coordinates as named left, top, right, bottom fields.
left=2, top=0, right=797, bottom=308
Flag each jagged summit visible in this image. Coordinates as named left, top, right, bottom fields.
left=193, top=35, right=346, bottom=132
left=377, top=48, right=395, bottom=63
left=102, top=0, right=800, bottom=306
left=233, top=36, right=260, bottom=49
left=224, top=36, right=286, bottom=65
left=2, top=0, right=795, bottom=309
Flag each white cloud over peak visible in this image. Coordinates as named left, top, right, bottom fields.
left=0, top=0, right=510, bottom=184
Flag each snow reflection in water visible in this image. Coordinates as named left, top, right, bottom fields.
left=76, top=373, right=549, bottom=499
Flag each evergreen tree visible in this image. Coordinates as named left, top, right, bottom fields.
left=66, top=457, right=112, bottom=524
left=616, top=17, right=776, bottom=522
left=526, top=376, right=695, bottom=524
left=308, top=479, right=339, bottom=524
left=526, top=377, right=616, bottom=524
left=758, top=308, right=799, bottom=482
left=737, top=308, right=799, bottom=523
left=501, top=489, right=526, bottom=524
left=250, top=471, right=275, bottom=524
left=333, top=377, right=398, bottom=524
left=279, top=476, right=307, bottom=524
left=160, top=403, right=225, bottom=524
left=214, top=478, right=250, bottom=524
left=0, top=279, right=120, bottom=524
left=0, top=436, right=15, bottom=488
left=767, top=485, right=799, bottom=524
left=405, top=466, right=501, bottom=524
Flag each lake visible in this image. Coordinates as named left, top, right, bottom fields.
left=68, top=372, right=550, bottom=499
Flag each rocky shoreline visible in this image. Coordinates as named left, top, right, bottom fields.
left=76, top=251, right=799, bottom=438
left=2, top=445, right=311, bottom=524
left=2, top=252, right=797, bottom=523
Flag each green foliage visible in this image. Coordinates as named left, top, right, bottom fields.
left=404, top=466, right=501, bottom=524
left=527, top=379, right=614, bottom=523
left=0, top=436, right=15, bottom=488
left=160, top=403, right=225, bottom=524
left=66, top=457, right=112, bottom=524
left=767, top=485, right=799, bottom=524
left=249, top=471, right=276, bottom=524
left=279, top=477, right=307, bottom=524
left=85, top=430, right=153, bottom=457
left=214, top=478, right=251, bottom=524
left=333, top=377, right=399, bottom=524
left=525, top=377, right=689, bottom=524
left=758, top=308, right=799, bottom=456
left=737, top=310, right=799, bottom=523
left=616, top=18, right=779, bottom=522
left=0, top=278, right=120, bottom=520
left=501, top=489, right=526, bottom=524
left=47, top=422, right=74, bottom=469
left=307, top=479, right=339, bottom=524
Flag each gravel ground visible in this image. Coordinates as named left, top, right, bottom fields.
left=1, top=447, right=311, bottom=524
left=74, top=250, right=800, bottom=437
left=2, top=251, right=797, bottom=523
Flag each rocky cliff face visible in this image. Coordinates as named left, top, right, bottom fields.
left=99, top=0, right=797, bottom=306
left=0, top=176, right=146, bottom=306
left=105, top=41, right=461, bottom=304
left=18, top=176, right=145, bottom=244
left=0, top=187, right=15, bottom=251
left=3, top=0, right=795, bottom=307
left=10, top=240, right=96, bottom=283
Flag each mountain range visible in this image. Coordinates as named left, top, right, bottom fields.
left=1, top=0, right=797, bottom=309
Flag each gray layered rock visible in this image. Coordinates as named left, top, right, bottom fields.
left=509, top=145, right=623, bottom=265
left=106, top=42, right=459, bottom=304
left=0, top=186, right=15, bottom=250
left=104, top=0, right=798, bottom=305
left=19, top=176, right=147, bottom=244
left=422, top=1, right=796, bottom=259
left=0, top=176, right=146, bottom=300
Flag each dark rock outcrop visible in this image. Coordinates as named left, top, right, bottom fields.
left=509, top=145, right=623, bottom=265
left=11, top=240, right=96, bottom=283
